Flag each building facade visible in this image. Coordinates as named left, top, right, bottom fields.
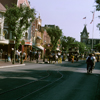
left=0, top=0, right=33, bottom=58
left=80, top=25, right=100, bottom=51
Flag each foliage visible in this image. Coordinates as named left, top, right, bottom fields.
left=95, top=43, right=100, bottom=52
left=4, top=4, right=35, bottom=63
left=95, top=0, right=100, bottom=30
left=4, top=4, right=35, bottom=49
left=60, top=36, right=76, bottom=51
left=46, top=26, right=62, bottom=50
left=77, top=42, right=88, bottom=54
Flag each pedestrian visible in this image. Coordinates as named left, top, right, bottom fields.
left=97, top=55, right=99, bottom=62
left=32, top=50, right=35, bottom=61
left=15, top=49, right=19, bottom=62
left=58, top=52, right=61, bottom=63
left=35, top=51, right=39, bottom=63
left=5, top=52, right=8, bottom=62
left=8, top=53, right=11, bottom=62
left=30, top=50, right=32, bottom=61
left=71, top=55, right=74, bottom=63
left=82, top=54, right=84, bottom=60
left=23, top=51, right=26, bottom=60
left=86, top=54, right=94, bottom=73
left=92, top=54, right=96, bottom=69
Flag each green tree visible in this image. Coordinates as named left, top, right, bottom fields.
left=4, top=4, right=35, bottom=63
left=95, top=1, right=100, bottom=30
left=95, top=43, right=100, bottom=52
left=46, top=26, right=62, bottom=50
left=60, top=36, right=68, bottom=51
left=76, top=42, right=88, bottom=54
left=60, top=36, right=76, bottom=51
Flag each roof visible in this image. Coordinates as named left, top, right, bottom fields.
left=0, top=3, right=6, bottom=12
left=0, top=0, right=17, bottom=7
left=0, top=0, right=30, bottom=8
left=82, top=25, right=87, bottom=33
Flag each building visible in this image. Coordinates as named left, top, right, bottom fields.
left=0, top=0, right=33, bottom=58
left=31, top=14, right=46, bottom=58
left=80, top=25, right=100, bottom=51
left=0, top=3, right=9, bottom=58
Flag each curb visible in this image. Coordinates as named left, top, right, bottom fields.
left=0, top=64, right=25, bottom=68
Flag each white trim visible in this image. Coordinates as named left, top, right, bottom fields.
left=37, top=46, right=44, bottom=50
left=17, top=0, right=19, bottom=6
left=0, top=40, right=9, bottom=44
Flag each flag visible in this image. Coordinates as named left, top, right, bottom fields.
left=90, top=11, right=95, bottom=24
left=83, top=17, right=86, bottom=19
left=90, top=19, right=93, bottom=24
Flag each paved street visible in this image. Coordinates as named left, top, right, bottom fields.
left=0, top=60, right=100, bottom=100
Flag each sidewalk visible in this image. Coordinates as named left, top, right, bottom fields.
left=0, top=58, right=46, bottom=68
left=0, top=59, right=25, bottom=68
left=0, top=58, right=85, bottom=68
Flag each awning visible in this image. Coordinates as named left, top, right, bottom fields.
left=37, top=36, right=42, bottom=39
left=32, top=45, right=44, bottom=50
left=37, top=46, right=44, bottom=50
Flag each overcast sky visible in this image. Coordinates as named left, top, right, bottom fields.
left=29, top=0, right=100, bottom=42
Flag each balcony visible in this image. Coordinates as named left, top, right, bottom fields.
left=0, top=34, right=9, bottom=44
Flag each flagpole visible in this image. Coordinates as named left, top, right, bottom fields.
left=91, top=11, right=95, bottom=51
left=92, top=19, right=94, bottom=50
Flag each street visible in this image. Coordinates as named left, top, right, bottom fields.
left=0, top=60, right=100, bottom=100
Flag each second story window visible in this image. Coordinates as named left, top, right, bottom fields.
left=3, top=29, right=8, bottom=39
left=25, top=32, right=28, bottom=39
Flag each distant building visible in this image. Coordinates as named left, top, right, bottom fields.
left=80, top=25, right=100, bottom=51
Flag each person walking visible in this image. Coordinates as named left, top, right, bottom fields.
left=35, top=51, right=39, bottom=63
left=92, top=54, right=96, bottom=69
left=71, top=54, right=74, bottom=63
left=29, top=50, right=32, bottom=61
left=5, top=52, right=8, bottom=62
left=86, top=54, right=94, bottom=73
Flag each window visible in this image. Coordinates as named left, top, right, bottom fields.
left=94, top=40, right=96, bottom=44
left=25, top=32, right=28, bottom=39
left=0, top=13, right=2, bottom=18
left=3, top=29, right=8, bottom=39
left=88, top=40, right=90, bottom=44
left=82, top=39, right=86, bottom=43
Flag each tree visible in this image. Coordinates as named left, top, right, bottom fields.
left=46, top=26, right=62, bottom=50
left=76, top=42, right=88, bottom=54
left=4, top=4, right=35, bottom=63
left=60, top=36, right=76, bottom=51
left=95, top=1, right=100, bottom=30
left=95, top=43, right=100, bottom=52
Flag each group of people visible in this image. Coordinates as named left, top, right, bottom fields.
left=2, top=49, right=40, bottom=63
left=86, top=53, right=96, bottom=73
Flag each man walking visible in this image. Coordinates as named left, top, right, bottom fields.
left=35, top=51, right=39, bottom=63
left=86, top=54, right=94, bottom=73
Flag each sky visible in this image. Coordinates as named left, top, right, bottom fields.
left=29, top=0, right=100, bottom=42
